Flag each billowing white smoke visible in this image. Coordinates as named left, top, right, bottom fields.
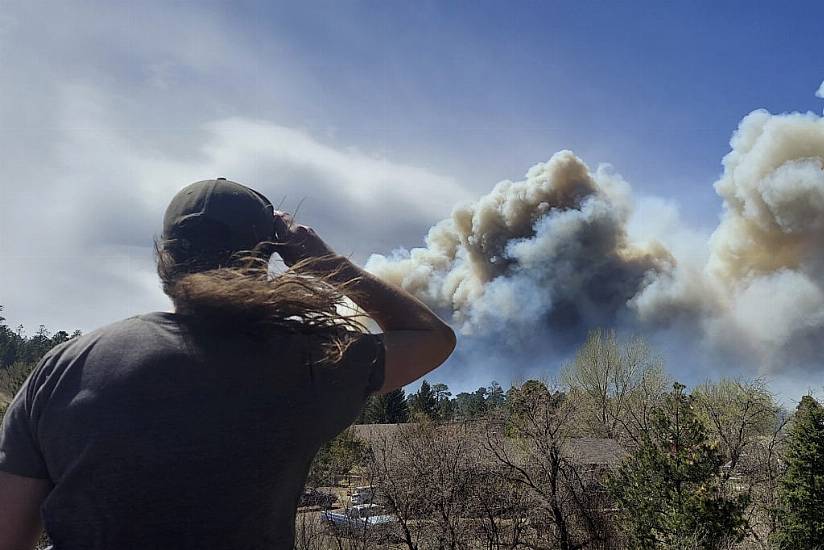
left=636, top=108, right=824, bottom=368
left=366, top=150, right=673, bottom=336
left=704, top=109, right=824, bottom=365
left=367, top=99, right=824, bottom=374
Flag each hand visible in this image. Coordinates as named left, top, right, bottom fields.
left=272, top=211, right=337, bottom=268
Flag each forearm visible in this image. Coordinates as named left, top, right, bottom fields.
left=271, top=214, right=455, bottom=389
left=325, top=256, right=450, bottom=333
left=324, top=256, right=455, bottom=393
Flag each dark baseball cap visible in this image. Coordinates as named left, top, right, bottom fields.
left=162, top=178, right=276, bottom=253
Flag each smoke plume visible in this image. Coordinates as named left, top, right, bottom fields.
left=366, top=150, right=673, bottom=336
left=367, top=104, right=824, bottom=375
left=705, top=109, right=824, bottom=365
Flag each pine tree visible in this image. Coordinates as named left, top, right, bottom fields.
left=453, top=388, right=489, bottom=420
left=608, top=383, right=749, bottom=549
left=365, top=388, right=410, bottom=424
left=409, top=379, right=438, bottom=420
left=432, top=383, right=454, bottom=421
left=772, top=395, right=824, bottom=549
left=487, top=380, right=505, bottom=409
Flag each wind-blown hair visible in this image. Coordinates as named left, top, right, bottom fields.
left=154, top=237, right=366, bottom=363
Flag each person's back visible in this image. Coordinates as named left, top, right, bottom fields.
left=22, top=312, right=382, bottom=548
left=0, top=178, right=455, bottom=549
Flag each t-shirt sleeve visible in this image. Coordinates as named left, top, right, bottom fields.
left=341, top=332, right=385, bottom=396
left=0, top=372, right=49, bottom=479
left=308, top=332, right=385, bottom=441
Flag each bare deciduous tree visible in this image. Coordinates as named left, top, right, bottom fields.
left=364, top=421, right=477, bottom=549
left=562, top=330, right=668, bottom=446
left=488, top=382, right=615, bottom=549
left=692, top=379, right=781, bottom=474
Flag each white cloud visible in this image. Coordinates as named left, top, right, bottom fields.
left=0, top=88, right=467, bottom=332
left=0, top=1, right=468, bottom=332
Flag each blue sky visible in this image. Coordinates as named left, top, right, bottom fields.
left=1, top=0, right=823, bottom=398
left=218, top=0, right=824, bottom=226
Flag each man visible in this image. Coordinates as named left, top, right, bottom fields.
left=0, top=178, right=456, bottom=549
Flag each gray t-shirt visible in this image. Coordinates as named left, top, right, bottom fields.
left=0, top=312, right=384, bottom=549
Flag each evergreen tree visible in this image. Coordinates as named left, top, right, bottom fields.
left=608, top=383, right=749, bottom=549
left=487, top=380, right=505, bottom=409
left=432, top=383, right=454, bottom=421
left=772, top=395, right=824, bottom=549
left=364, top=388, right=410, bottom=424
left=431, top=383, right=450, bottom=401
left=454, top=387, right=490, bottom=420
left=472, top=387, right=489, bottom=415
left=452, top=392, right=471, bottom=419
left=409, top=379, right=438, bottom=420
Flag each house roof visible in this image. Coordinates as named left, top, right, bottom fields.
left=350, top=423, right=626, bottom=467
left=562, top=437, right=627, bottom=466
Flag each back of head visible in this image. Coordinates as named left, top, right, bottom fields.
left=157, top=178, right=276, bottom=289
left=155, top=178, right=362, bottom=359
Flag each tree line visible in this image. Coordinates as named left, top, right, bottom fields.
left=357, top=378, right=508, bottom=425
left=0, top=306, right=81, bottom=421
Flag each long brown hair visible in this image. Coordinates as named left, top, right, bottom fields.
left=154, top=237, right=366, bottom=363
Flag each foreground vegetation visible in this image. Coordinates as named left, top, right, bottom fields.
left=312, top=331, right=824, bottom=549
left=2, top=309, right=823, bottom=548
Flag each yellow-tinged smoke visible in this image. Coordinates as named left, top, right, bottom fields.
left=710, top=110, right=824, bottom=282
left=366, top=150, right=673, bottom=335
left=636, top=108, right=824, bottom=366
left=367, top=102, right=824, bottom=372
left=707, top=110, right=824, bottom=362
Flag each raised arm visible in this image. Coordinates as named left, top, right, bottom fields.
left=326, top=256, right=455, bottom=393
left=272, top=214, right=456, bottom=393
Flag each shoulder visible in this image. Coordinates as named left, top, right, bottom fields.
left=342, top=331, right=385, bottom=366
left=25, top=313, right=175, bottom=386
left=298, top=330, right=384, bottom=365
left=308, top=331, right=385, bottom=389
left=72, top=312, right=183, bottom=349
left=39, top=316, right=141, bottom=360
